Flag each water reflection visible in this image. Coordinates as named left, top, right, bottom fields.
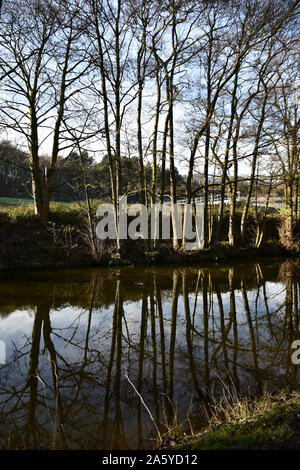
left=0, top=260, right=299, bottom=449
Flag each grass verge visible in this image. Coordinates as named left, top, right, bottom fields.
left=169, top=393, right=300, bottom=450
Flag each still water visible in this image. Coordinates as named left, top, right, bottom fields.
left=0, top=259, right=299, bottom=449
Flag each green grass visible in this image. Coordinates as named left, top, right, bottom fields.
left=0, top=197, right=76, bottom=206
left=175, top=393, right=300, bottom=450
left=0, top=196, right=33, bottom=205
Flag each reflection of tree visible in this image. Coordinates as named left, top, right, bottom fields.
left=26, top=302, right=46, bottom=448
left=202, top=273, right=210, bottom=393
left=103, top=279, right=119, bottom=446
left=155, top=276, right=167, bottom=397
left=112, top=279, right=127, bottom=449
left=241, top=280, right=263, bottom=395
left=149, top=283, right=159, bottom=424
left=136, top=285, right=148, bottom=449
left=43, top=303, right=67, bottom=448
left=0, top=262, right=300, bottom=449
left=216, top=288, right=230, bottom=382
left=229, top=268, right=240, bottom=394
left=102, top=277, right=128, bottom=450
left=284, top=271, right=299, bottom=388
left=24, top=299, right=66, bottom=449
left=168, top=271, right=179, bottom=413
left=182, top=271, right=205, bottom=402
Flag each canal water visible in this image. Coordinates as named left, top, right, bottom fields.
left=0, top=259, right=299, bottom=449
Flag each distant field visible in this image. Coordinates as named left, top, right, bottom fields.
left=0, top=197, right=33, bottom=205
left=0, top=197, right=75, bottom=207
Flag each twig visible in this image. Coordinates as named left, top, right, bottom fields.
left=125, top=372, right=162, bottom=442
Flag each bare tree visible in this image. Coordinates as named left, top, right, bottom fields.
left=0, top=0, right=89, bottom=220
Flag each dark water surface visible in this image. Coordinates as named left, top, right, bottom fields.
left=0, top=259, right=299, bottom=449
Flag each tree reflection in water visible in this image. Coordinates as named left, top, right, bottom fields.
left=0, top=260, right=299, bottom=449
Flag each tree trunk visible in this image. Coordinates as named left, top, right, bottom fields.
left=241, top=93, right=268, bottom=241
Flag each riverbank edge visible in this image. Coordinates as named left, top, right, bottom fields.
left=163, top=392, right=300, bottom=450
left=0, top=242, right=299, bottom=272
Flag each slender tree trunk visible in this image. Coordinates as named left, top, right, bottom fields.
left=29, top=98, right=44, bottom=218
left=255, top=177, right=272, bottom=248
left=78, top=146, right=98, bottom=256
left=228, top=122, right=240, bottom=246
left=114, top=0, right=123, bottom=254
left=241, top=93, right=268, bottom=241
left=158, top=111, right=170, bottom=241
left=213, top=67, right=239, bottom=245
left=152, top=65, right=161, bottom=206
left=92, top=0, right=120, bottom=251
left=137, top=31, right=147, bottom=207
left=203, top=126, right=210, bottom=248
left=167, top=76, right=179, bottom=249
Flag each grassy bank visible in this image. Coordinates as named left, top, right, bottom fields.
left=0, top=202, right=299, bottom=271
left=165, top=392, right=300, bottom=450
